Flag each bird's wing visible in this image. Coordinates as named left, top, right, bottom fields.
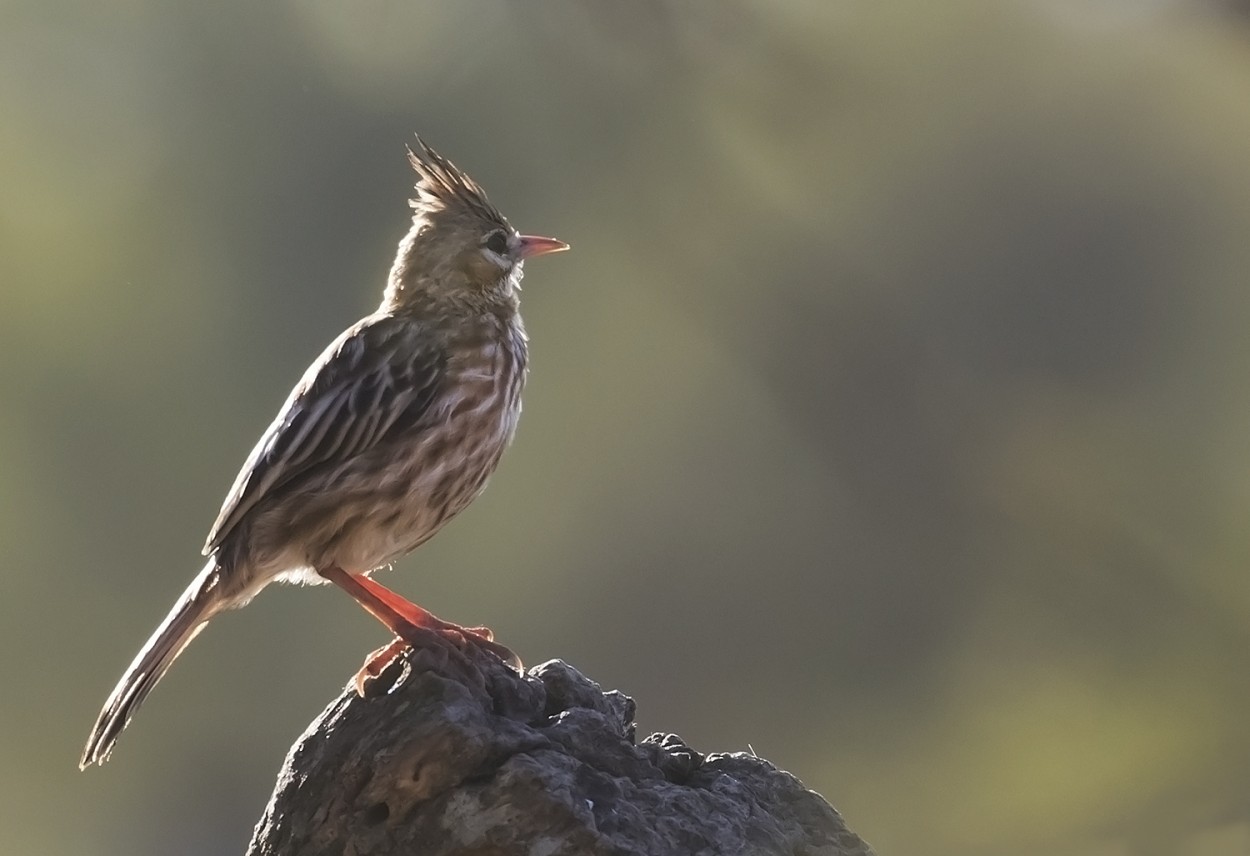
left=202, top=314, right=446, bottom=555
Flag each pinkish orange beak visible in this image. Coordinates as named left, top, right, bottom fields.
left=517, top=235, right=570, bottom=259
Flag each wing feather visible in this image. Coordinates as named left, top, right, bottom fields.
left=202, top=314, right=445, bottom=555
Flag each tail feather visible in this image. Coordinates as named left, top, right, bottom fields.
left=80, top=561, right=226, bottom=769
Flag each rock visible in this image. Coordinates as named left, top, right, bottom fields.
left=247, top=640, right=874, bottom=856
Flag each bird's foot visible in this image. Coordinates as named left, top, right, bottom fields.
left=356, top=637, right=410, bottom=696
left=319, top=567, right=524, bottom=695
left=386, top=611, right=522, bottom=675
left=425, top=621, right=523, bottom=671
left=353, top=623, right=522, bottom=697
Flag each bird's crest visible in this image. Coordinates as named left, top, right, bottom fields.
left=407, top=136, right=509, bottom=230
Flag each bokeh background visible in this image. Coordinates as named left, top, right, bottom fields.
left=6, top=1, right=1250, bottom=854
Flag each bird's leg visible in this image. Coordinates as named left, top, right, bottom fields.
left=317, top=566, right=522, bottom=691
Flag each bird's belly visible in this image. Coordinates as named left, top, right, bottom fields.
left=273, top=412, right=514, bottom=576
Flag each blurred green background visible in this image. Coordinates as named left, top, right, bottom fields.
left=6, top=1, right=1250, bottom=854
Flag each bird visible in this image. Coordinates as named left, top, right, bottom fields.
left=79, top=137, right=568, bottom=769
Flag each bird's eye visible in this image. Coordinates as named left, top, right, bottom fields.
left=483, top=231, right=510, bottom=256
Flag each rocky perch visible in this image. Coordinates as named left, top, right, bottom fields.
left=247, top=638, right=874, bottom=856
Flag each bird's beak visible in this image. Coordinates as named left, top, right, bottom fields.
left=517, top=235, right=570, bottom=259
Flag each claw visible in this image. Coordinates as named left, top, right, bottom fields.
left=355, top=638, right=409, bottom=696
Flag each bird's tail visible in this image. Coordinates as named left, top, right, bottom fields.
left=80, top=559, right=228, bottom=769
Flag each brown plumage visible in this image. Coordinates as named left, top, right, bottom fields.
left=80, top=137, right=568, bottom=768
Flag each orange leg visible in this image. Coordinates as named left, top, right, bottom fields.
left=318, top=566, right=522, bottom=692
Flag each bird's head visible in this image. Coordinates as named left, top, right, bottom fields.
left=383, top=137, right=567, bottom=316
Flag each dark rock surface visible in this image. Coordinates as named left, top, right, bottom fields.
left=247, top=640, right=874, bottom=856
